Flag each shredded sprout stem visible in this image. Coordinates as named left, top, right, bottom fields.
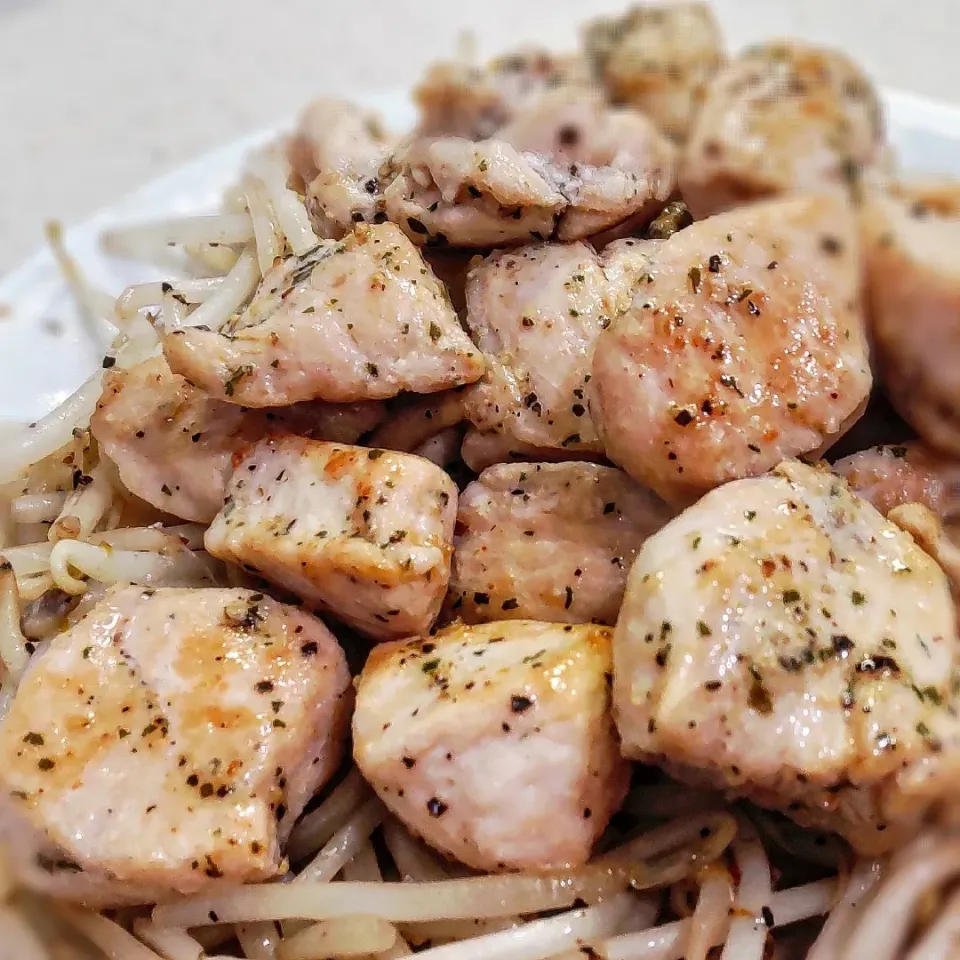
left=11, top=491, right=67, bottom=525
left=153, top=869, right=638, bottom=928
left=395, top=895, right=635, bottom=960
left=0, top=374, right=102, bottom=485
left=102, top=214, right=255, bottom=258
left=720, top=821, right=771, bottom=960
left=45, top=220, right=118, bottom=348
left=236, top=922, right=282, bottom=960
left=116, top=278, right=227, bottom=319
left=59, top=904, right=165, bottom=960
left=277, top=916, right=397, bottom=960
left=133, top=918, right=206, bottom=960
left=247, top=151, right=318, bottom=255
left=177, top=245, right=259, bottom=331
left=287, top=770, right=371, bottom=863
left=295, top=799, right=384, bottom=884
left=0, top=562, right=29, bottom=682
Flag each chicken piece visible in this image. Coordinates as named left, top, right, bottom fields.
left=387, top=94, right=675, bottom=250
left=205, top=437, right=457, bottom=641
left=861, top=181, right=960, bottom=456
left=824, top=390, right=915, bottom=463
left=91, top=357, right=384, bottom=524
left=0, top=586, right=350, bottom=896
left=495, top=90, right=677, bottom=241
left=383, top=137, right=567, bottom=249
left=590, top=194, right=871, bottom=505
left=583, top=2, right=726, bottom=142
left=415, top=49, right=591, bottom=140
left=161, top=223, right=485, bottom=407
left=461, top=242, right=617, bottom=455
left=680, top=42, right=884, bottom=219
left=449, top=462, right=670, bottom=625
left=833, top=444, right=951, bottom=518
left=353, top=620, right=628, bottom=871
left=287, top=99, right=396, bottom=238
left=613, top=460, right=960, bottom=855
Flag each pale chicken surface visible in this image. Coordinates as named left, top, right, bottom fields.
left=590, top=194, right=871, bottom=505
left=91, top=356, right=384, bottom=523
left=861, top=181, right=960, bottom=455
left=0, top=586, right=351, bottom=896
left=205, top=437, right=457, bottom=641
left=353, top=620, right=629, bottom=871
left=680, top=42, right=884, bottom=219
left=384, top=137, right=568, bottom=249
left=613, top=460, right=960, bottom=855
left=495, top=90, right=677, bottom=241
left=583, top=2, right=726, bottom=142
left=386, top=93, right=674, bottom=249
left=161, top=222, right=484, bottom=406
left=833, top=444, right=952, bottom=519
left=449, top=462, right=670, bottom=625
left=414, top=48, right=591, bottom=140
left=287, top=99, right=396, bottom=237
left=461, top=242, right=619, bottom=455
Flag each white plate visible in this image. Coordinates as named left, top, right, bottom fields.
left=0, top=87, right=957, bottom=423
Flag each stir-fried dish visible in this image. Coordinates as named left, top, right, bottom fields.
left=5, top=5, right=960, bottom=959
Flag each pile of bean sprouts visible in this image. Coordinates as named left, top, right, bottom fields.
left=0, top=138, right=957, bottom=960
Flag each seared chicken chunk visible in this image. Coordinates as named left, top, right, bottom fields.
left=833, top=444, right=952, bottom=518
left=353, top=620, right=628, bottom=871
left=462, top=242, right=617, bottom=455
left=0, top=586, right=350, bottom=896
left=386, top=94, right=674, bottom=249
left=861, top=181, right=960, bottom=455
left=613, top=461, right=960, bottom=855
left=584, top=2, right=726, bottom=142
left=384, top=137, right=567, bottom=249
left=680, top=42, right=884, bottom=218
left=450, top=462, right=670, bottom=625
left=91, top=357, right=384, bottom=523
left=590, top=194, right=871, bottom=505
left=205, top=438, right=457, bottom=641
left=161, top=223, right=483, bottom=407
left=415, top=49, right=590, bottom=140
left=287, top=99, right=396, bottom=237
left=495, top=90, right=676, bottom=241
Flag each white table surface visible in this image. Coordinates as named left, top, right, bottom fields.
left=0, top=0, right=956, bottom=273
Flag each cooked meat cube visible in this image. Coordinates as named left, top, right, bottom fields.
left=287, top=99, right=396, bottom=237
left=590, top=194, right=871, bottom=505
left=680, top=42, right=884, bottom=218
left=833, top=444, right=953, bottom=518
left=0, top=586, right=350, bottom=896
left=161, top=222, right=484, bottom=406
left=861, top=180, right=960, bottom=456
left=495, top=90, right=677, bottom=241
left=449, top=462, right=670, bottom=624
left=384, top=137, right=567, bottom=249
left=353, top=620, right=628, bottom=871
left=584, top=2, right=726, bottom=142
left=415, top=48, right=591, bottom=140
left=461, top=242, right=617, bottom=455
left=91, top=357, right=384, bottom=523
left=205, top=437, right=457, bottom=641
left=613, top=460, right=960, bottom=855
left=386, top=93, right=674, bottom=249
